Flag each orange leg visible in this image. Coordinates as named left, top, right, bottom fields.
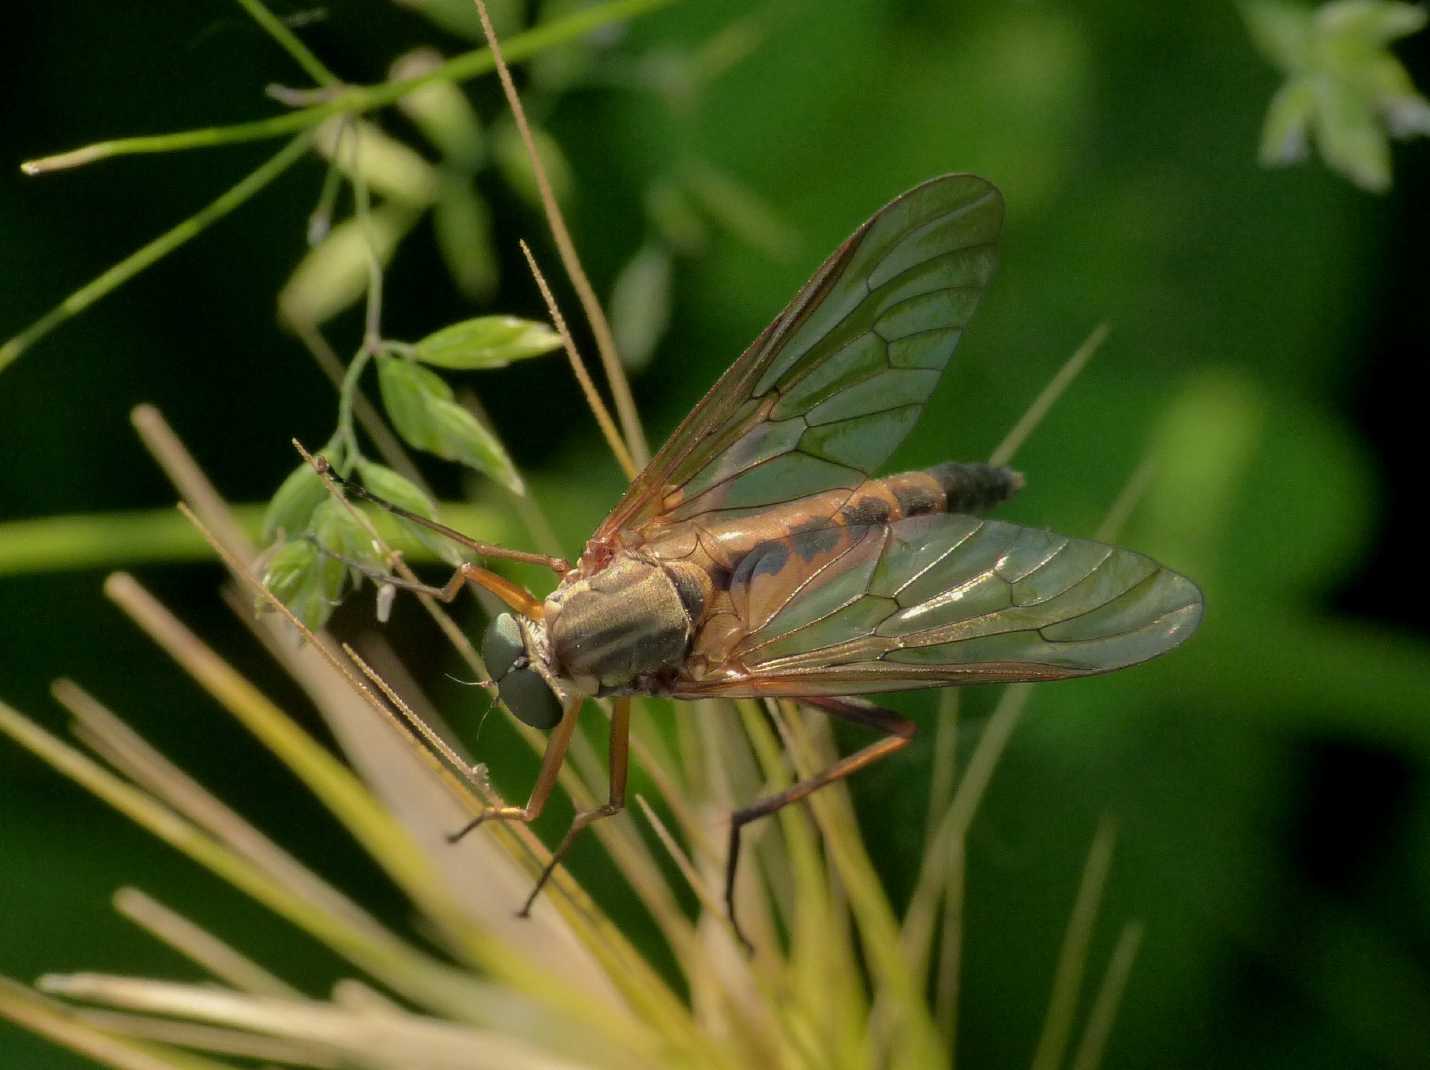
left=446, top=697, right=633, bottom=918
left=313, top=548, right=547, bottom=620
left=448, top=696, right=584, bottom=841
left=517, top=695, right=632, bottom=916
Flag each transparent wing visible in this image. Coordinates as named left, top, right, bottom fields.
left=596, top=174, right=1003, bottom=541
left=674, top=514, right=1203, bottom=698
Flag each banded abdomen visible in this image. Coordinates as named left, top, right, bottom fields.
left=613, top=462, right=1020, bottom=677
left=638, top=461, right=1023, bottom=573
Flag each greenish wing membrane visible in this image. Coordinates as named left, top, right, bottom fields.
left=595, top=174, right=1004, bottom=537
left=680, top=514, right=1203, bottom=696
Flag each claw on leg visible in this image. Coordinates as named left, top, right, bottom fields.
left=446, top=697, right=633, bottom=921
left=443, top=699, right=583, bottom=841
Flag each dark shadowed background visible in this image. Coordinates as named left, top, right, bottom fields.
left=3, top=2, right=1429, bottom=1066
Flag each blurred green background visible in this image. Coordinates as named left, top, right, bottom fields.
left=4, top=2, right=1429, bottom=1066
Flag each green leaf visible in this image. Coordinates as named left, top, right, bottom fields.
left=433, top=176, right=499, bottom=302
left=355, top=460, right=464, bottom=565
left=377, top=355, right=456, bottom=453
left=262, top=539, right=316, bottom=604
left=1247, top=0, right=1430, bottom=191
left=310, top=497, right=381, bottom=575
left=260, top=538, right=345, bottom=633
left=492, top=119, right=573, bottom=207
left=646, top=180, right=708, bottom=254
left=610, top=244, right=673, bottom=372
left=1243, top=1, right=1314, bottom=71
left=391, top=0, right=525, bottom=43
left=1259, top=77, right=1317, bottom=164
left=313, top=119, right=441, bottom=206
left=412, top=315, right=561, bottom=370
left=1316, top=0, right=1427, bottom=47
left=262, top=451, right=336, bottom=546
left=1313, top=77, right=1392, bottom=190
left=377, top=356, right=524, bottom=493
left=1362, top=55, right=1430, bottom=136
left=278, top=204, right=421, bottom=329
left=426, top=398, right=525, bottom=494
left=391, top=50, right=485, bottom=170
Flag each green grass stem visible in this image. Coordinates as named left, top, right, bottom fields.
left=1, top=135, right=313, bottom=375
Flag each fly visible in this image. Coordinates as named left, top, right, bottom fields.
left=317, top=174, right=1203, bottom=949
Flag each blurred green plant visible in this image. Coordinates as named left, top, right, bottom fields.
left=0, top=0, right=795, bottom=631
left=13, top=3, right=1428, bottom=1067
left=0, top=0, right=672, bottom=376
left=1244, top=0, right=1430, bottom=191
left=258, top=313, right=561, bottom=634
left=0, top=7, right=1175, bottom=1065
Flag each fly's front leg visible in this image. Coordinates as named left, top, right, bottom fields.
left=517, top=696, right=632, bottom=916
left=439, top=562, right=547, bottom=619
left=335, top=557, right=546, bottom=620
left=724, top=696, right=917, bottom=952
left=447, top=697, right=584, bottom=841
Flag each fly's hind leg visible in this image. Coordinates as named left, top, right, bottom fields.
left=724, top=696, right=916, bottom=952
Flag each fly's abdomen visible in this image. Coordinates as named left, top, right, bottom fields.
left=856, top=462, right=1024, bottom=522
left=644, top=463, right=1025, bottom=573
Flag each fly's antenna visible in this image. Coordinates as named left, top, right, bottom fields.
left=296, top=441, right=569, bottom=574
left=453, top=678, right=501, bottom=748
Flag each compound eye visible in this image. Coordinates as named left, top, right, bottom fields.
left=498, top=667, right=564, bottom=730
left=481, top=613, right=524, bottom=681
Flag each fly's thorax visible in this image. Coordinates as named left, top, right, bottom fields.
left=545, top=553, right=708, bottom=690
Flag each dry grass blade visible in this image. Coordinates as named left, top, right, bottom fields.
left=902, top=683, right=1033, bottom=970
left=112, top=888, right=304, bottom=1000
left=636, top=795, right=716, bottom=918
left=933, top=842, right=965, bottom=1048
left=53, top=679, right=389, bottom=942
left=71, top=1007, right=343, bottom=1067
left=131, top=405, right=254, bottom=559
left=520, top=241, right=639, bottom=480
left=342, top=642, right=489, bottom=791
left=100, top=570, right=451, bottom=914
left=37, top=974, right=596, bottom=1070
left=0, top=977, right=225, bottom=1070
left=774, top=706, right=944, bottom=1068
left=156, top=515, right=659, bottom=1023
left=924, top=691, right=960, bottom=854
left=990, top=322, right=1109, bottom=467
left=1068, top=922, right=1145, bottom=1070
left=473, top=0, right=649, bottom=468
left=0, top=698, right=495, bottom=1028
left=1096, top=453, right=1160, bottom=543
left=1029, top=816, right=1119, bottom=1070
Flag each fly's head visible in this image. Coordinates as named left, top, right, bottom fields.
left=480, top=613, right=565, bottom=730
